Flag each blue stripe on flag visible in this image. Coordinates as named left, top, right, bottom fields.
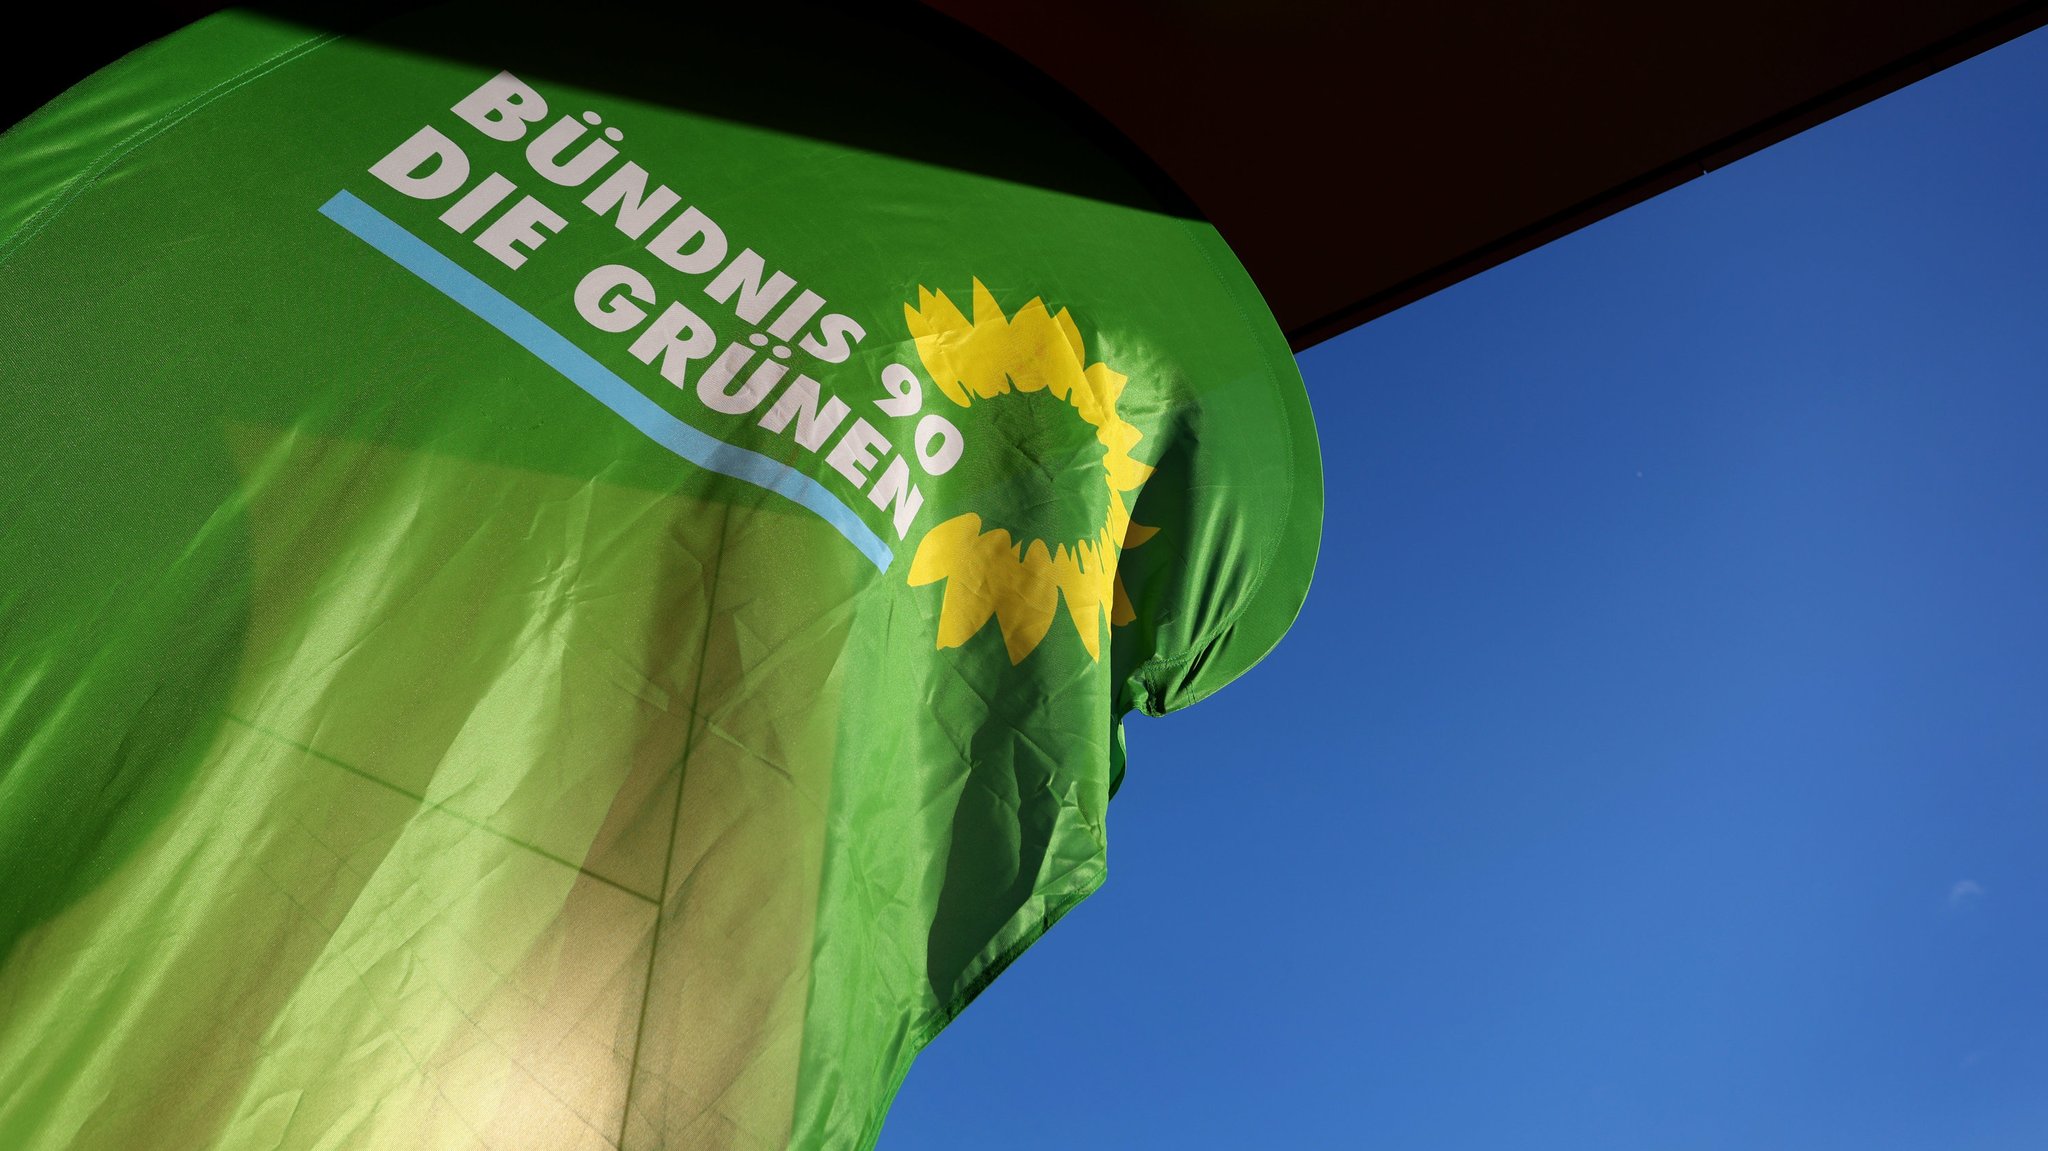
left=317, top=189, right=894, bottom=572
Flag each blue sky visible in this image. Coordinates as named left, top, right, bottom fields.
left=884, top=23, right=2048, bottom=1151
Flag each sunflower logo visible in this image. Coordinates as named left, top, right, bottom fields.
left=904, top=280, right=1156, bottom=664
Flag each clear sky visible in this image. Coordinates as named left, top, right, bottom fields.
left=884, top=23, right=2048, bottom=1151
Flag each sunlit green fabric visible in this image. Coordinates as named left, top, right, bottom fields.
left=0, top=5, right=1320, bottom=1148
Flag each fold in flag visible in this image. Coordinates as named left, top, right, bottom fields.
left=0, top=5, right=1321, bottom=1148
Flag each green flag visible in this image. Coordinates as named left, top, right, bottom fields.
left=0, top=5, right=1321, bottom=1147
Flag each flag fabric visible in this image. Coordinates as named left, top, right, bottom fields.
left=0, top=5, right=1321, bottom=1148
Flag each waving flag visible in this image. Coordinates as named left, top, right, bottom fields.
left=0, top=5, right=1321, bottom=1148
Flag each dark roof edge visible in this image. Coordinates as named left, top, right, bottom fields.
left=1284, top=0, right=2048, bottom=351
